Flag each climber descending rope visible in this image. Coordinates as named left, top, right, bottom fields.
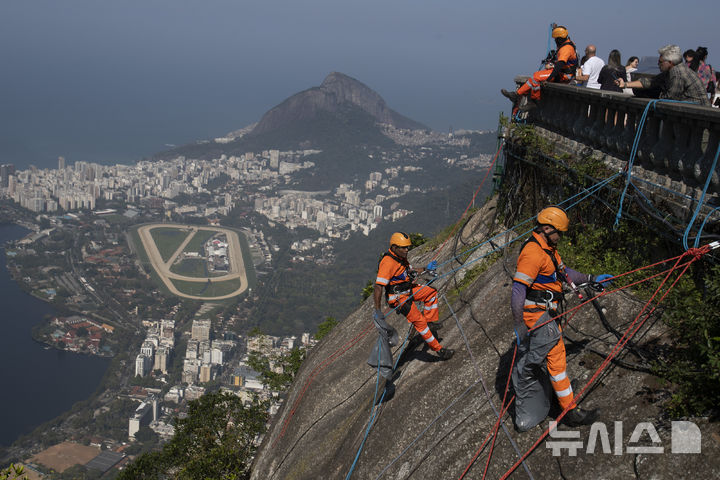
left=496, top=242, right=718, bottom=480
left=372, top=231, right=454, bottom=364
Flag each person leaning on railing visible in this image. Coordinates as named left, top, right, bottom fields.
left=616, top=44, right=710, bottom=106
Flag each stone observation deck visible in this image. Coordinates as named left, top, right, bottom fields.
left=523, top=82, right=720, bottom=198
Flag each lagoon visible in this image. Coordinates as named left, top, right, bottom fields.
left=0, top=224, right=110, bottom=447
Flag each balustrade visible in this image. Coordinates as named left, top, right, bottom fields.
left=528, top=83, right=720, bottom=194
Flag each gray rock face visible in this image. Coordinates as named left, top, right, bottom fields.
left=251, top=199, right=720, bottom=479
left=250, top=72, right=427, bottom=136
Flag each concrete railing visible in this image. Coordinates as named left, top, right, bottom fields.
left=530, top=83, right=720, bottom=195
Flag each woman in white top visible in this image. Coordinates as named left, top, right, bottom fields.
left=623, top=56, right=639, bottom=94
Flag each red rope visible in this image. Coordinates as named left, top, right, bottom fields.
left=497, top=248, right=706, bottom=480
left=274, top=143, right=507, bottom=446
left=458, top=393, right=516, bottom=480
left=273, top=322, right=375, bottom=446
left=432, top=143, right=503, bottom=261
left=481, top=344, right=518, bottom=480
left=529, top=258, right=695, bottom=333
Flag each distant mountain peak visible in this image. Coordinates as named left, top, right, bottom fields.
left=250, top=72, right=428, bottom=136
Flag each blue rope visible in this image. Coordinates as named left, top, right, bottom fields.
left=434, top=171, right=621, bottom=276
left=545, top=23, right=553, bottom=68
left=346, top=329, right=413, bottom=479
left=684, top=142, right=720, bottom=249
left=694, top=205, right=720, bottom=247
left=349, top=171, right=620, bottom=477
left=374, top=378, right=484, bottom=479
left=631, top=174, right=694, bottom=201
left=614, top=99, right=701, bottom=230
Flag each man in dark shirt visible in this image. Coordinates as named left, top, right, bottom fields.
left=618, top=44, right=710, bottom=106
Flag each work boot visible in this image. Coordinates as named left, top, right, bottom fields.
left=501, top=88, right=519, bottom=103
left=562, top=407, right=599, bottom=427
left=437, top=347, right=454, bottom=360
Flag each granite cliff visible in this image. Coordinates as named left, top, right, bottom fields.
left=250, top=139, right=720, bottom=478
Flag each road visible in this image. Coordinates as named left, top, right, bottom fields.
left=136, top=224, right=249, bottom=300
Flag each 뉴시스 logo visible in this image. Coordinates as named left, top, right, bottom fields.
left=545, top=420, right=702, bottom=456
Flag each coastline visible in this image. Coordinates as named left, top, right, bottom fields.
left=0, top=222, right=111, bottom=451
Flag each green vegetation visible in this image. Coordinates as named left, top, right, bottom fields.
left=502, top=122, right=720, bottom=418
left=118, top=392, right=267, bottom=480
left=0, top=464, right=27, bottom=480
left=149, top=227, right=191, bottom=263
left=361, top=280, right=374, bottom=301
left=170, top=258, right=209, bottom=278
left=170, top=277, right=242, bottom=298
left=315, top=317, right=339, bottom=340
left=656, top=264, right=720, bottom=416
left=248, top=347, right=306, bottom=391
left=182, top=229, right=217, bottom=255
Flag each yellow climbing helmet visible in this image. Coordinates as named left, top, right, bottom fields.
left=390, top=232, right=412, bottom=248
left=552, top=25, right=569, bottom=39
left=537, top=206, right=569, bottom=232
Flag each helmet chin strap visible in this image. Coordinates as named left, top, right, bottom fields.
left=542, top=228, right=558, bottom=247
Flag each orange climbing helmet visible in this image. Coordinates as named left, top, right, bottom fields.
left=390, top=232, right=412, bottom=248
left=552, top=25, right=569, bottom=39
left=537, top=206, right=569, bottom=231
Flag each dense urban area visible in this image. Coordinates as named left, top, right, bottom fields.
left=0, top=127, right=493, bottom=478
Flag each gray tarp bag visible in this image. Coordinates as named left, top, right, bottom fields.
left=367, top=315, right=399, bottom=379
left=511, top=311, right=562, bottom=432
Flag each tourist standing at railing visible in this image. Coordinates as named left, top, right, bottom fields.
left=575, top=45, right=604, bottom=89
left=684, top=49, right=696, bottom=66
left=687, top=47, right=716, bottom=100
left=598, top=50, right=626, bottom=92
left=617, top=44, right=710, bottom=106
left=623, top=56, right=638, bottom=95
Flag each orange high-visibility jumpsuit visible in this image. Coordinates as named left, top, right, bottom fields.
left=517, top=68, right=554, bottom=100
left=513, top=232, right=574, bottom=410
left=516, top=39, right=578, bottom=101
left=376, top=250, right=441, bottom=351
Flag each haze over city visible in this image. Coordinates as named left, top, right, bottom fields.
left=2, top=0, right=717, bottom=168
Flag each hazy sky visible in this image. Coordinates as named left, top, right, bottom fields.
left=2, top=0, right=717, bottom=168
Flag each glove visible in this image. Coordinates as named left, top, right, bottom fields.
left=373, top=309, right=385, bottom=322
left=514, top=323, right=528, bottom=346
left=426, top=260, right=437, bottom=272
left=594, top=274, right=614, bottom=287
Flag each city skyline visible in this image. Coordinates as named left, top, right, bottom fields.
left=2, top=0, right=718, bottom=169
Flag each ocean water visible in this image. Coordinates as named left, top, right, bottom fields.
left=0, top=224, right=110, bottom=447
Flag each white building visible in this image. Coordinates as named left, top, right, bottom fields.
left=135, top=353, right=151, bottom=377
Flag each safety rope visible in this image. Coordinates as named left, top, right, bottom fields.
left=345, top=338, right=387, bottom=480
left=327, top=171, right=621, bottom=476
left=431, top=142, right=503, bottom=261
left=273, top=322, right=376, bottom=446
left=272, top=164, right=630, bottom=467
left=345, top=327, right=414, bottom=479
left=497, top=244, right=716, bottom=480
left=458, top=245, right=714, bottom=479
left=479, top=344, right=517, bottom=480
left=695, top=205, right=720, bottom=246
left=373, top=377, right=484, bottom=479
left=613, top=98, right=706, bottom=231
left=444, top=294, right=535, bottom=480
left=684, top=142, right=720, bottom=249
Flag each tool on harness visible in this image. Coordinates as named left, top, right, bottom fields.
left=385, top=281, right=412, bottom=295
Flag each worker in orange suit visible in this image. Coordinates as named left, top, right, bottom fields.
left=374, top=232, right=454, bottom=360
left=511, top=206, right=613, bottom=431
left=501, top=25, right=578, bottom=114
